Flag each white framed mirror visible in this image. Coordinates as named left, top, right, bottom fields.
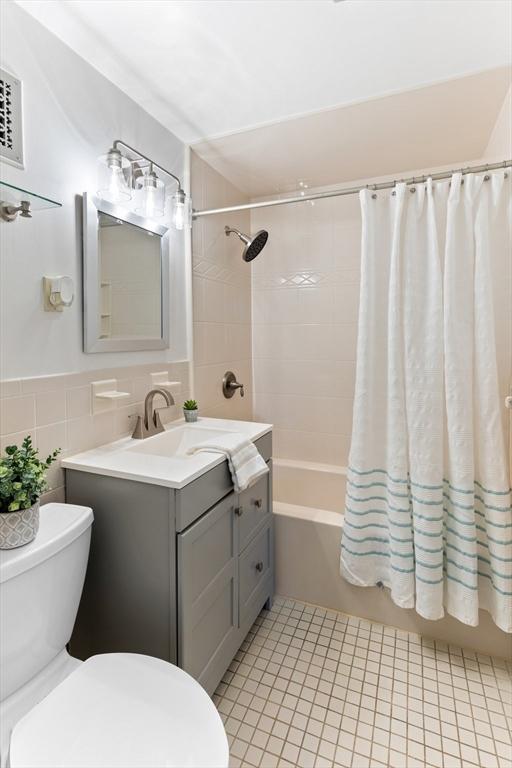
left=83, top=193, right=170, bottom=352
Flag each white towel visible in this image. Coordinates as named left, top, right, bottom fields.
left=187, top=433, right=269, bottom=493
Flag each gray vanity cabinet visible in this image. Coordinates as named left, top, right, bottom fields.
left=67, top=432, right=273, bottom=697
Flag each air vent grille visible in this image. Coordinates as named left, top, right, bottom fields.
left=0, top=68, right=24, bottom=168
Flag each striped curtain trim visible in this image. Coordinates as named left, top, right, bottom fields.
left=348, top=466, right=511, bottom=497
left=342, top=530, right=512, bottom=576
left=341, top=544, right=512, bottom=595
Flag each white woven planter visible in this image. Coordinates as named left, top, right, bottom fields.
left=183, top=409, right=198, bottom=423
left=0, top=500, right=40, bottom=549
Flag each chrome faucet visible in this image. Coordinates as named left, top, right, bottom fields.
left=131, top=388, right=175, bottom=439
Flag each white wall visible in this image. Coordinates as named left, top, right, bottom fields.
left=484, top=86, right=512, bottom=159
left=0, top=2, right=189, bottom=379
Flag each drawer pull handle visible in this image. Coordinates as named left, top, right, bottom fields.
left=234, top=506, right=244, bottom=517
left=255, top=561, right=264, bottom=573
left=254, top=498, right=263, bottom=508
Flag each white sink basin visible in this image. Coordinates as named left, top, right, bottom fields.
left=62, top=417, right=272, bottom=489
left=127, top=426, right=233, bottom=459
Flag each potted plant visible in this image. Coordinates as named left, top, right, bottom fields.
left=0, top=436, right=60, bottom=550
left=183, top=399, right=199, bottom=423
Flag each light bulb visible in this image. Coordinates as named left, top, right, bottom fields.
left=97, top=148, right=132, bottom=203
left=171, top=188, right=191, bottom=230
left=135, top=170, right=164, bottom=218
left=108, top=167, right=128, bottom=198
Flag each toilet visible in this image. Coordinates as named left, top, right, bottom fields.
left=0, top=503, right=229, bottom=768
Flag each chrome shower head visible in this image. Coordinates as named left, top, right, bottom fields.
left=225, top=225, right=268, bottom=262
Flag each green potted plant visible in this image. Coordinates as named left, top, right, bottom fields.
left=0, top=436, right=60, bottom=550
left=183, top=399, right=199, bottom=423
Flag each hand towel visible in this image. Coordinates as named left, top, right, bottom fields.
left=187, top=433, right=269, bottom=493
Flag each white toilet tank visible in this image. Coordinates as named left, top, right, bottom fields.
left=0, top=504, right=93, bottom=702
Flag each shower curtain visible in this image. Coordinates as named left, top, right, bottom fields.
left=340, top=171, right=512, bottom=632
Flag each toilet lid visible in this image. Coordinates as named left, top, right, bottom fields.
left=9, top=654, right=229, bottom=768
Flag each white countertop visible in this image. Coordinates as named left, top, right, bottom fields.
left=61, top=417, right=272, bottom=489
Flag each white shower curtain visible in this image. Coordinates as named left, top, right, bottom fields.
left=341, top=171, right=512, bottom=632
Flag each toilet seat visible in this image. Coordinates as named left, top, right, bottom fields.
left=9, top=653, right=229, bottom=768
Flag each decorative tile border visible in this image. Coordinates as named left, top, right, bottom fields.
left=253, top=269, right=360, bottom=291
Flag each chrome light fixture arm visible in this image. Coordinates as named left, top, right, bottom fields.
left=113, top=139, right=183, bottom=192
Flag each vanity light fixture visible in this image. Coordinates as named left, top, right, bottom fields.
left=97, top=139, right=191, bottom=229
left=97, top=147, right=132, bottom=203
left=135, top=164, right=165, bottom=219
left=171, top=187, right=191, bottom=231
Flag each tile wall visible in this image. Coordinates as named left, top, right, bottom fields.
left=0, top=361, right=190, bottom=504
left=191, top=152, right=254, bottom=421
left=251, top=193, right=361, bottom=466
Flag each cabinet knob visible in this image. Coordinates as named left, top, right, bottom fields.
left=234, top=506, right=244, bottom=517
left=254, top=498, right=263, bottom=509
left=255, top=561, right=264, bottom=573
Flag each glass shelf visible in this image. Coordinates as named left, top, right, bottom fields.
left=0, top=182, right=61, bottom=211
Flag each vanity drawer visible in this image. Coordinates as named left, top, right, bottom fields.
left=239, top=523, right=272, bottom=627
left=175, top=433, right=272, bottom=533
left=238, top=473, right=270, bottom=552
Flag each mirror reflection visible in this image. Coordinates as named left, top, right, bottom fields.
left=98, top=212, right=162, bottom=340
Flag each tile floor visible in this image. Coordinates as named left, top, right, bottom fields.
left=213, top=597, right=512, bottom=768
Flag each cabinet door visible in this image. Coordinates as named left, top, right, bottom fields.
left=178, top=492, right=239, bottom=694
left=237, top=473, right=270, bottom=552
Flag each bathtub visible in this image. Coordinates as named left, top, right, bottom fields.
left=272, top=457, right=511, bottom=658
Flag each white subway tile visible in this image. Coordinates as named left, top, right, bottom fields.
left=35, top=390, right=66, bottom=427
left=66, top=386, right=92, bottom=420
left=0, top=379, right=21, bottom=398
left=0, top=395, right=36, bottom=435
left=35, top=421, right=67, bottom=458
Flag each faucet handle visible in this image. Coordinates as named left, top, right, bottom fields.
left=131, top=415, right=145, bottom=440
left=223, top=371, right=245, bottom=399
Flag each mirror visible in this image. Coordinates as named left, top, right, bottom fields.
left=83, top=193, right=169, bottom=352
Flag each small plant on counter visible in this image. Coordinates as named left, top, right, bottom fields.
left=183, top=399, right=199, bottom=423
left=0, top=436, right=60, bottom=549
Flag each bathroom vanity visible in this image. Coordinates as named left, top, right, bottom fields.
left=63, top=418, right=273, bottom=695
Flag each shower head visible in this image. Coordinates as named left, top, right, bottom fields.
left=225, top=225, right=268, bottom=262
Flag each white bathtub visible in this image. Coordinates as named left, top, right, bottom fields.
left=272, top=457, right=511, bottom=658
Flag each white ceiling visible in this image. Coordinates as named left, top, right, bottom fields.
left=193, top=68, right=511, bottom=197
left=16, top=0, right=512, bottom=145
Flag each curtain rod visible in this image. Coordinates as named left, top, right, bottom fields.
left=192, top=159, right=511, bottom=218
